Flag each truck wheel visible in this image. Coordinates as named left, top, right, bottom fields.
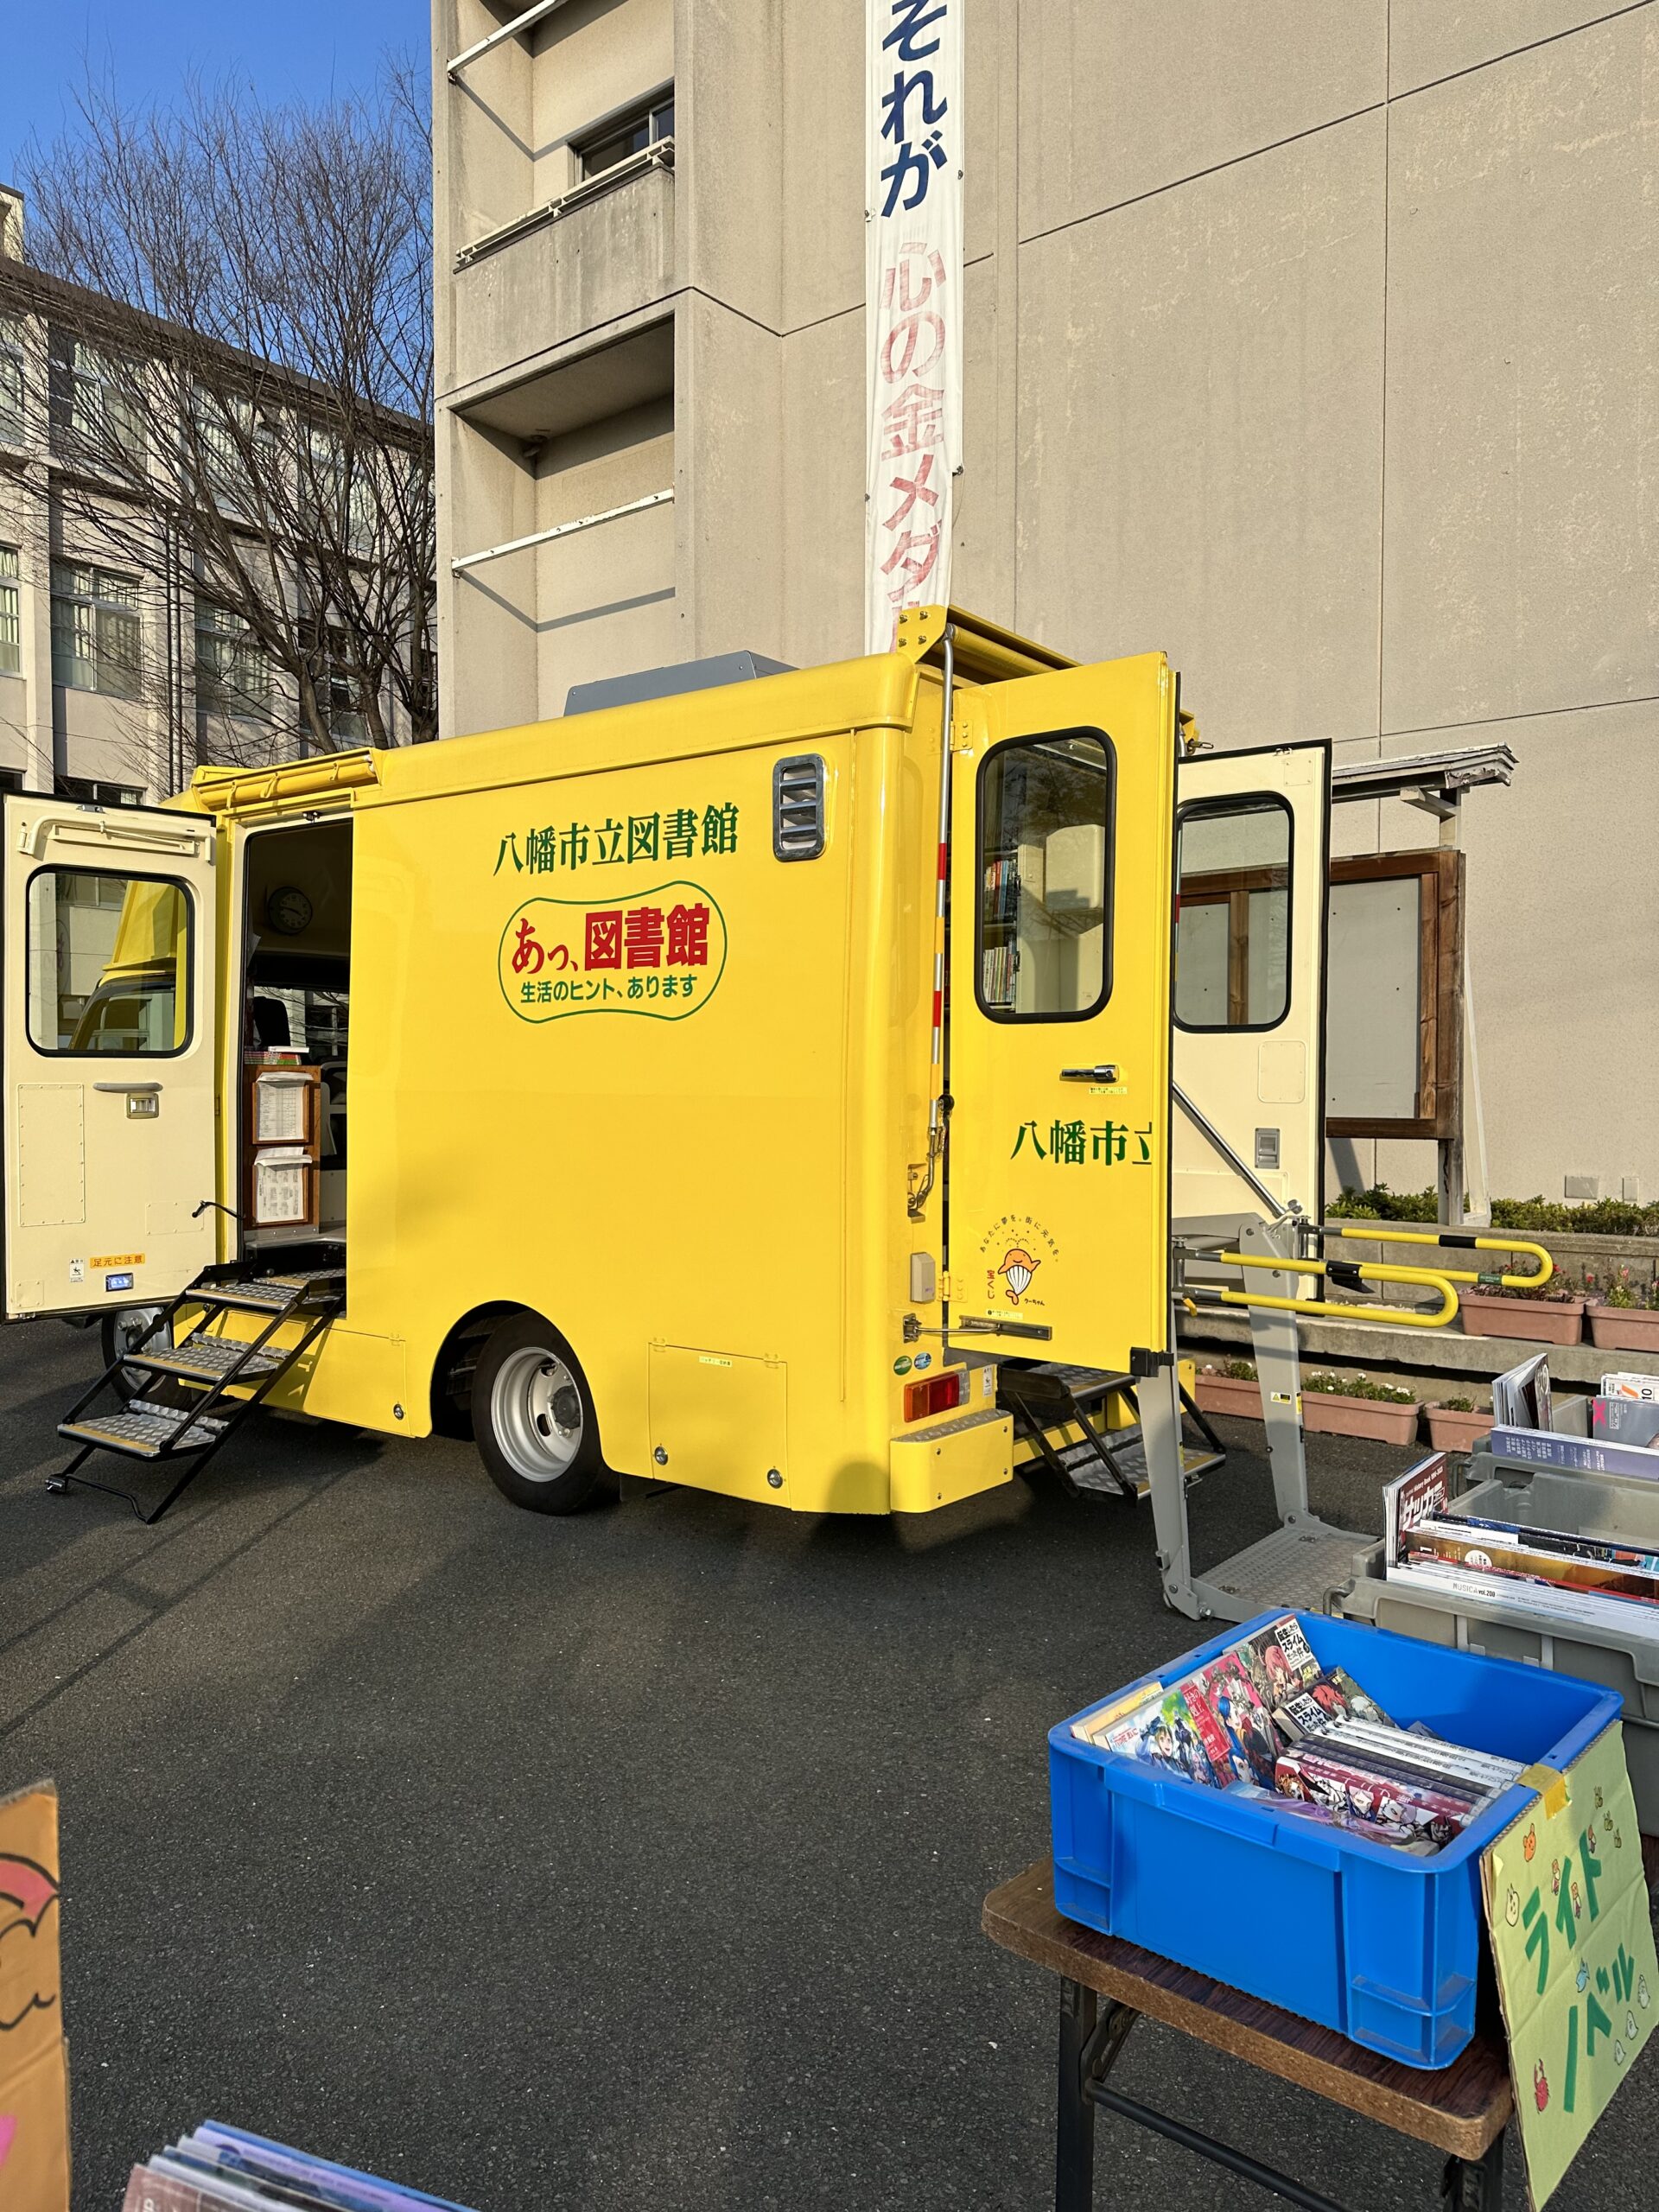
left=471, top=1313, right=604, bottom=1514
left=101, top=1306, right=166, bottom=1404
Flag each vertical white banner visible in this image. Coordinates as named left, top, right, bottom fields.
left=866, top=0, right=963, bottom=653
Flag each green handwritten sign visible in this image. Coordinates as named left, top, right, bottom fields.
left=1482, top=1721, right=1658, bottom=2207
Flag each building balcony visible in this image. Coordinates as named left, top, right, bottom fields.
left=448, top=147, right=677, bottom=393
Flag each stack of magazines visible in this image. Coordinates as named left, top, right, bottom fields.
left=1385, top=1445, right=1659, bottom=1633
left=123, top=2124, right=480, bottom=2212
left=1070, top=1611, right=1522, bottom=1853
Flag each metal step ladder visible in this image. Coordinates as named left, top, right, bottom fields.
left=998, top=1363, right=1225, bottom=1503
left=47, top=1267, right=345, bottom=1524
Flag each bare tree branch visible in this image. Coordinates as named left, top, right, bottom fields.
left=10, top=62, right=435, bottom=767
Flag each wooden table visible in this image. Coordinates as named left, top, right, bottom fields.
left=984, top=1861, right=1514, bottom=2212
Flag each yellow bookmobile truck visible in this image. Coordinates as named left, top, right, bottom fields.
left=6, top=604, right=1412, bottom=1584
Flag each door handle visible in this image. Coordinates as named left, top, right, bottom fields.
left=93, top=1081, right=162, bottom=1092
left=1059, top=1064, right=1118, bottom=1083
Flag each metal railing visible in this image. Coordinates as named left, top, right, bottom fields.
left=454, top=139, right=675, bottom=271
left=449, top=486, right=674, bottom=575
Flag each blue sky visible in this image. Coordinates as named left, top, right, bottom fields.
left=0, top=1, right=429, bottom=181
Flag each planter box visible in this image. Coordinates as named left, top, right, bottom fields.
left=1425, top=1405, right=1491, bottom=1452
left=1458, top=1292, right=1585, bottom=1345
left=1587, top=1306, right=1659, bottom=1354
left=1192, top=1373, right=1262, bottom=1420
left=1300, top=1391, right=1421, bottom=1445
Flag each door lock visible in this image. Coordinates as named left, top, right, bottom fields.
left=1059, top=1064, right=1118, bottom=1083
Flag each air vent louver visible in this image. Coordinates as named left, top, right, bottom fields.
left=772, top=753, right=826, bottom=861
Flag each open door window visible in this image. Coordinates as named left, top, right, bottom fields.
left=3, top=795, right=219, bottom=1317
left=947, top=653, right=1177, bottom=1370
left=1172, top=741, right=1330, bottom=1226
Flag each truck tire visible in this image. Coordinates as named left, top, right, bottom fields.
left=101, top=1306, right=166, bottom=1405
left=471, top=1312, right=605, bottom=1514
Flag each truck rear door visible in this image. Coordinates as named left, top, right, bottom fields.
left=946, top=653, right=1177, bottom=1370
left=1172, top=741, right=1330, bottom=1225
left=3, top=794, right=219, bottom=1318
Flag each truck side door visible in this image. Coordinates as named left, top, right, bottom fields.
left=1172, top=742, right=1330, bottom=1226
left=947, top=653, right=1177, bottom=1370
left=3, top=796, right=219, bottom=1318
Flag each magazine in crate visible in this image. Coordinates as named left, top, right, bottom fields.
left=1070, top=1604, right=1523, bottom=1853
left=1384, top=1438, right=1659, bottom=1633
left=123, top=2122, right=480, bottom=2212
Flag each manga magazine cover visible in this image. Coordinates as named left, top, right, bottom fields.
left=1189, top=1653, right=1279, bottom=1788
left=1110, top=1689, right=1225, bottom=1788
left=1239, top=1613, right=1320, bottom=1708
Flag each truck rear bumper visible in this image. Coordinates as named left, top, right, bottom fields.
left=889, top=1407, right=1013, bottom=1513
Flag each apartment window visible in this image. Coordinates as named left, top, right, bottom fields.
left=0, top=545, right=18, bottom=676
left=305, top=428, right=375, bottom=558
left=54, top=339, right=144, bottom=466
left=193, top=388, right=280, bottom=514
left=54, top=777, right=141, bottom=806
left=304, top=621, right=367, bottom=745
left=326, top=629, right=367, bottom=742
left=578, top=92, right=674, bottom=181
left=195, top=599, right=272, bottom=721
left=51, top=561, right=142, bottom=698
left=0, top=315, right=22, bottom=445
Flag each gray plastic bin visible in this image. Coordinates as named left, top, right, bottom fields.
left=1338, top=1451, right=1659, bottom=1833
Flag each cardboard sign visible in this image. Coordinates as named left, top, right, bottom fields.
left=0, top=1781, right=68, bottom=2212
left=1483, top=1724, right=1657, bottom=2207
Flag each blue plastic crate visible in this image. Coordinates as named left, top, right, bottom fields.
left=1050, top=1610, right=1621, bottom=2069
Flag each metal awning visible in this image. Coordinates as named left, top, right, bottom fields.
left=1332, top=743, right=1517, bottom=806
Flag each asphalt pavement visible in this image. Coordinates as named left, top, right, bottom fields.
left=2, top=1318, right=1655, bottom=2211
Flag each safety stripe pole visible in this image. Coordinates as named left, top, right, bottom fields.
left=929, top=626, right=957, bottom=1128
left=909, top=624, right=956, bottom=1222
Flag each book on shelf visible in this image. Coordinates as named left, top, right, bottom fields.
left=980, top=943, right=1016, bottom=1004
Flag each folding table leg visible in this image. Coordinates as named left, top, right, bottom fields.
left=1441, top=2131, right=1504, bottom=2212
left=1057, top=1977, right=1097, bottom=2212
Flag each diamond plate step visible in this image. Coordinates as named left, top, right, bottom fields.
left=137, top=1337, right=288, bottom=1384
left=1012, top=1362, right=1136, bottom=1408
left=1197, top=1521, right=1370, bottom=1618
left=191, top=1270, right=344, bottom=1313
left=59, top=1399, right=231, bottom=1459
left=1060, top=1429, right=1220, bottom=1500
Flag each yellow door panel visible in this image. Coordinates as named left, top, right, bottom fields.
left=947, top=654, right=1177, bottom=1369
left=649, top=1345, right=789, bottom=1505
left=3, top=798, right=219, bottom=1317
left=1173, top=741, right=1330, bottom=1224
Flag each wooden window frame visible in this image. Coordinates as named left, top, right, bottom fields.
left=1326, top=849, right=1463, bottom=1141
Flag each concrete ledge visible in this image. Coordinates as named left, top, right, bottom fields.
left=1182, top=1309, right=1659, bottom=1392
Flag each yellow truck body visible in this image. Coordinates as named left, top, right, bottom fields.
left=3, top=607, right=1208, bottom=1516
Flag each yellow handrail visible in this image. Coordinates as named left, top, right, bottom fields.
left=1209, top=1249, right=1462, bottom=1330
left=1320, top=1224, right=1553, bottom=1293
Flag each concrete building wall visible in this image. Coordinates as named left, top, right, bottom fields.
left=433, top=0, right=1659, bottom=1204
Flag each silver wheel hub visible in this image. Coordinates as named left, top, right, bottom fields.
left=493, top=1346, right=584, bottom=1483
left=111, top=1306, right=166, bottom=1384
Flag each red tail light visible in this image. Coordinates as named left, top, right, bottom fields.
left=904, top=1370, right=964, bottom=1422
